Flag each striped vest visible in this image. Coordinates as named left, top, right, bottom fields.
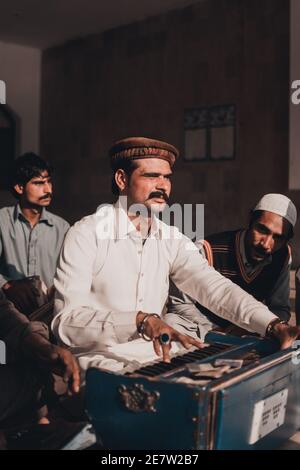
left=197, top=229, right=290, bottom=327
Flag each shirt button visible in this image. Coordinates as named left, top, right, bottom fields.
left=141, top=273, right=144, bottom=277
left=139, top=298, right=143, bottom=303
left=138, top=250, right=142, bottom=255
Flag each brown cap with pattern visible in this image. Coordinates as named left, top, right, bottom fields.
left=109, top=137, right=179, bottom=167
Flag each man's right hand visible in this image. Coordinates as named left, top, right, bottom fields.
left=22, top=332, right=80, bottom=395
left=136, top=311, right=206, bottom=363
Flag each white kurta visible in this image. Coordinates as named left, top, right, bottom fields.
left=52, top=201, right=276, bottom=372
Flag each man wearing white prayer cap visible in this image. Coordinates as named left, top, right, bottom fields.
left=169, top=193, right=297, bottom=334
left=253, top=193, right=297, bottom=234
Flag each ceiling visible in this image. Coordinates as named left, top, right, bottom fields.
left=0, top=0, right=201, bottom=49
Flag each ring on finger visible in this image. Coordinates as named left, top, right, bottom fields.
left=159, top=332, right=171, bottom=346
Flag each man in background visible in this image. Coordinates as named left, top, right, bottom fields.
left=0, top=153, right=69, bottom=315
left=169, top=193, right=296, bottom=336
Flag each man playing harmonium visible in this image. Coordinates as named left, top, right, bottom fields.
left=52, top=137, right=300, bottom=374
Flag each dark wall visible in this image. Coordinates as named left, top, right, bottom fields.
left=41, top=0, right=294, bottom=258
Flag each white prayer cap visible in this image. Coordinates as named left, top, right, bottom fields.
left=253, top=193, right=297, bottom=227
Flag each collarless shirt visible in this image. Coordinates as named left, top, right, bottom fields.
left=0, top=204, right=70, bottom=288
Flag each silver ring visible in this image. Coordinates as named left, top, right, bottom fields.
left=159, top=333, right=170, bottom=346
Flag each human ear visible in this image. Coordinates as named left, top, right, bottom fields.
left=14, top=184, right=24, bottom=196
left=115, top=170, right=128, bottom=192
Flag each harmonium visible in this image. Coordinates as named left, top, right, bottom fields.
left=85, top=332, right=300, bottom=450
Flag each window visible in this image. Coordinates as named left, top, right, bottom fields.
left=184, top=104, right=236, bottom=162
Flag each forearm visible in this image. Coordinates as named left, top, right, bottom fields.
left=0, top=292, right=29, bottom=347
left=171, top=239, right=276, bottom=336
left=168, top=293, right=203, bottom=320
left=52, top=304, right=140, bottom=352
left=0, top=289, right=49, bottom=362
left=3, top=320, right=49, bottom=364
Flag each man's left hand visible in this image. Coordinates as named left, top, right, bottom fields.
left=271, top=323, right=300, bottom=349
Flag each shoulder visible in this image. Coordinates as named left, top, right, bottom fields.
left=206, top=229, right=239, bottom=245
left=0, top=206, right=15, bottom=226
left=67, top=204, right=115, bottom=240
left=0, top=205, right=14, bottom=217
left=273, top=243, right=291, bottom=270
left=46, top=210, right=70, bottom=230
left=73, top=204, right=114, bottom=229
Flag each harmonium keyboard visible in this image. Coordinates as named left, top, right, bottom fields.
left=85, top=332, right=300, bottom=450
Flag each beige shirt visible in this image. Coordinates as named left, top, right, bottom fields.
left=52, top=201, right=276, bottom=372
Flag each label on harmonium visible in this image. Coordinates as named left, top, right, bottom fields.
left=249, top=388, right=289, bottom=444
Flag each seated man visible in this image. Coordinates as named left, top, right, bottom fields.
left=168, top=193, right=296, bottom=336
left=0, top=289, right=80, bottom=448
left=0, top=153, right=69, bottom=316
left=52, top=138, right=300, bottom=374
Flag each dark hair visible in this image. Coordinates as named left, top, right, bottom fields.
left=249, top=210, right=294, bottom=240
left=110, top=158, right=138, bottom=196
left=11, top=152, right=53, bottom=198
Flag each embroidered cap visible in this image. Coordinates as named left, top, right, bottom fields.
left=109, top=137, right=179, bottom=168
left=253, top=193, right=297, bottom=228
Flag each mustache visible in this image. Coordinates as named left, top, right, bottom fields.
left=254, top=247, right=269, bottom=256
left=39, top=194, right=52, bottom=200
left=148, top=191, right=169, bottom=203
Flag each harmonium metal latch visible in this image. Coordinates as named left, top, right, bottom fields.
left=118, top=383, right=160, bottom=413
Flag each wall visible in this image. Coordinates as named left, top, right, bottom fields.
left=0, top=41, right=41, bottom=205
left=289, top=0, right=300, bottom=191
left=289, top=0, right=300, bottom=264
left=41, top=0, right=293, bottom=257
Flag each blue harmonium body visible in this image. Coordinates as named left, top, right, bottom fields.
left=86, top=333, right=300, bottom=450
